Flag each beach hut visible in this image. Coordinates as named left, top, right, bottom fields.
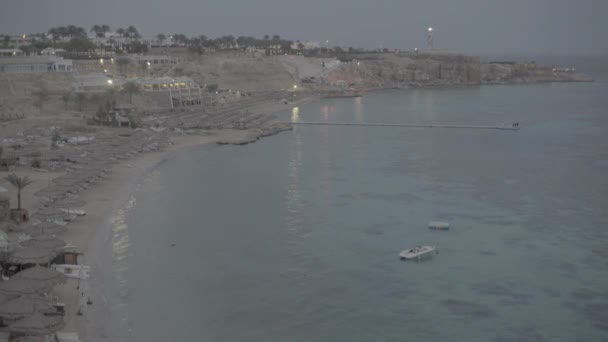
left=9, top=312, right=64, bottom=336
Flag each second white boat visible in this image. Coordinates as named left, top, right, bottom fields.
left=399, top=245, right=438, bottom=260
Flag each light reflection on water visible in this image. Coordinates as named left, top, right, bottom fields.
left=107, top=193, right=136, bottom=327
left=291, top=106, right=300, bottom=122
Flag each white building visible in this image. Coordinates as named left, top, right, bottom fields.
left=137, top=76, right=202, bottom=108
left=131, top=55, right=181, bottom=68
left=291, top=40, right=321, bottom=50
left=72, top=73, right=114, bottom=92
left=0, top=56, right=73, bottom=74
left=0, top=49, right=24, bottom=57
left=40, top=47, right=66, bottom=56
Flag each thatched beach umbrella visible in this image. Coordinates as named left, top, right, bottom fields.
left=23, top=222, right=67, bottom=236
left=0, top=221, right=18, bottom=233
left=21, top=237, right=66, bottom=251
left=9, top=312, right=64, bottom=335
left=49, top=197, right=84, bottom=208
left=31, top=207, right=71, bottom=222
left=13, top=336, right=46, bottom=342
left=0, top=295, right=56, bottom=320
left=9, top=247, right=58, bottom=265
left=32, top=207, right=64, bottom=218
left=13, top=266, right=67, bottom=286
left=0, top=277, right=50, bottom=296
left=0, top=292, right=15, bottom=306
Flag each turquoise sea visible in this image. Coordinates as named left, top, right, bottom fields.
left=111, top=56, right=608, bottom=341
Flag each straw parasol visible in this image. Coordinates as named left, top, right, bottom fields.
left=0, top=295, right=56, bottom=319
left=9, top=312, right=64, bottom=335
left=13, top=336, right=46, bottom=342
left=0, top=277, right=50, bottom=296
left=48, top=197, right=85, bottom=208
left=0, top=292, right=15, bottom=306
left=9, top=247, right=58, bottom=265
left=21, top=237, right=66, bottom=251
left=13, top=265, right=67, bottom=287
left=31, top=207, right=71, bottom=222
left=23, top=222, right=68, bottom=236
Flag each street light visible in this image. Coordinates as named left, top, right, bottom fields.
left=428, top=27, right=433, bottom=32
left=107, top=79, right=113, bottom=85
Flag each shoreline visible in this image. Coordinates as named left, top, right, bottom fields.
left=52, top=105, right=311, bottom=340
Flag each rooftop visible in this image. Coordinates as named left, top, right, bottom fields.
left=0, top=56, right=53, bottom=65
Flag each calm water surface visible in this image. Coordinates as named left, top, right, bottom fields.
left=115, top=57, right=608, bottom=341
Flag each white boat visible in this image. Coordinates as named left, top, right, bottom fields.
left=399, top=245, right=438, bottom=260
left=428, top=221, right=450, bottom=230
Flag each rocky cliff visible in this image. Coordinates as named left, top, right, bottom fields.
left=323, top=52, right=481, bottom=89
left=480, top=62, right=592, bottom=84
left=322, top=53, right=591, bottom=89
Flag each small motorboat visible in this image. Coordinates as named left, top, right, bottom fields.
left=428, top=221, right=450, bottom=230
left=399, top=245, right=438, bottom=260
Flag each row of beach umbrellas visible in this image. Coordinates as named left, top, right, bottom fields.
left=0, top=132, right=171, bottom=337
left=0, top=266, right=68, bottom=335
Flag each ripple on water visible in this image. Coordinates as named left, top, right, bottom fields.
left=563, top=302, right=608, bottom=333
left=470, top=280, right=532, bottom=306
left=440, top=299, right=497, bottom=318
left=569, top=288, right=599, bottom=301
left=495, top=326, right=548, bottom=342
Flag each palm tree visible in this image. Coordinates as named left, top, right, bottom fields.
left=263, top=35, right=270, bottom=40
left=4, top=173, right=32, bottom=210
left=105, top=87, right=119, bottom=103
left=116, top=28, right=126, bottom=37
left=91, top=25, right=101, bottom=37
left=67, top=25, right=78, bottom=37
left=101, top=25, right=110, bottom=36
left=121, top=81, right=140, bottom=103
left=156, top=33, right=166, bottom=45
left=272, top=34, right=280, bottom=41
left=75, top=93, right=86, bottom=111
left=126, top=26, right=140, bottom=39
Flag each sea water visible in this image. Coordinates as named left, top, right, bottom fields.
left=114, top=56, right=608, bottom=341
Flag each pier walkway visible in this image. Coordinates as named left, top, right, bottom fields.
left=278, top=121, right=520, bottom=131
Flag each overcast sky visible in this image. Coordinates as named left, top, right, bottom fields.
left=1, top=0, right=607, bottom=55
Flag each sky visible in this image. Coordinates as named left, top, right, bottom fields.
left=1, top=0, right=607, bottom=55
